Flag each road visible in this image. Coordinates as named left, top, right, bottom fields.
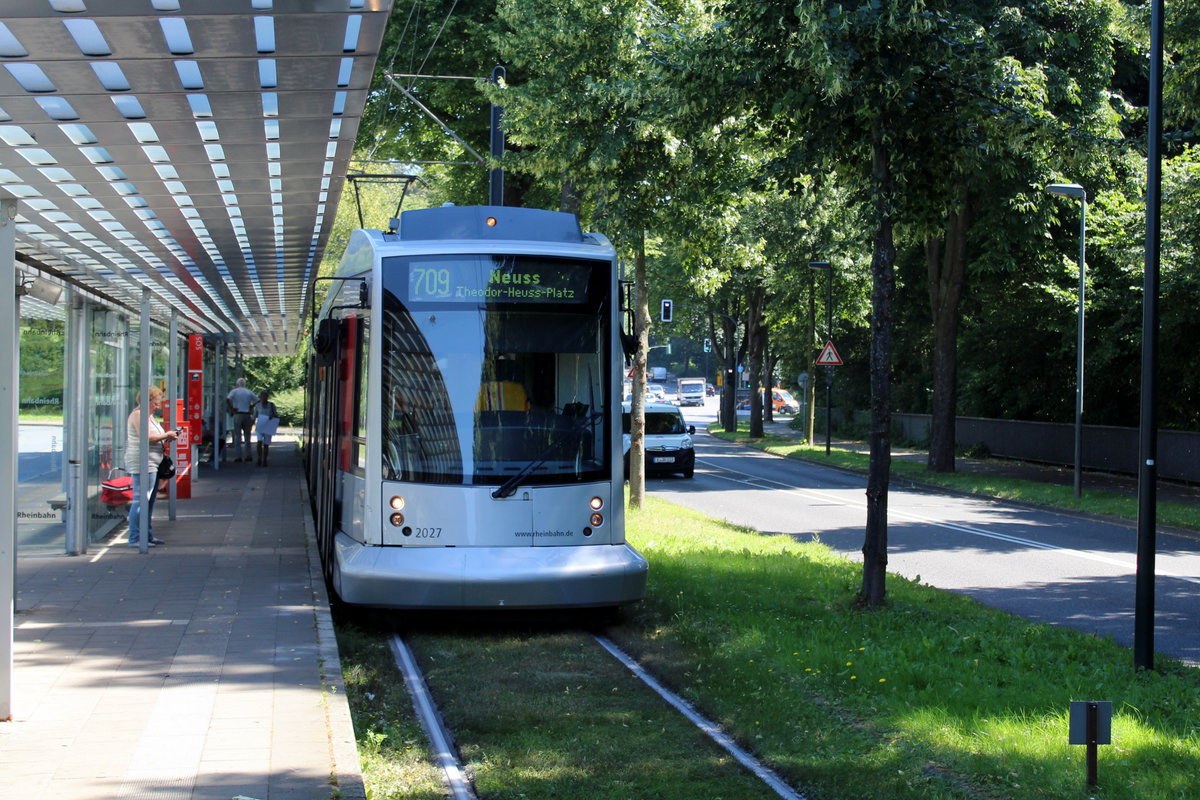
left=645, top=397, right=1200, bottom=667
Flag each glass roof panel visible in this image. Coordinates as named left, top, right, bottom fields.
left=92, top=62, right=131, bottom=91
left=159, top=18, right=193, bottom=54
left=63, top=18, right=111, bottom=56
left=5, top=63, right=56, bottom=93
left=255, top=17, right=275, bottom=53
left=3, top=1, right=393, bottom=354
left=0, top=125, right=35, bottom=146
left=175, top=61, right=204, bottom=90
left=0, top=22, right=26, bottom=57
left=36, top=97, right=78, bottom=120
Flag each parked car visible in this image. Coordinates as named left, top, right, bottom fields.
left=737, top=387, right=800, bottom=414
left=622, top=402, right=695, bottom=478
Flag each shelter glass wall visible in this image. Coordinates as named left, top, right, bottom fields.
left=16, top=299, right=67, bottom=553
left=87, top=309, right=129, bottom=543
left=14, top=290, right=189, bottom=552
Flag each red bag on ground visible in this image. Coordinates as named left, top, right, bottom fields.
left=101, top=471, right=133, bottom=505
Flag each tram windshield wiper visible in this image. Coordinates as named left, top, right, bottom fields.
left=491, top=410, right=603, bottom=499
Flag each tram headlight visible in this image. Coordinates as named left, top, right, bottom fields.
left=389, top=512, right=405, bottom=526
left=590, top=512, right=604, bottom=527
left=485, top=216, right=497, bottom=227
left=589, top=496, right=603, bottom=510
left=389, top=495, right=406, bottom=511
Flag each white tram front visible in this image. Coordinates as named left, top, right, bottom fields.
left=305, top=205, right=648, bottom=608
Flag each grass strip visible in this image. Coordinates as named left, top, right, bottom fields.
left=609, top=496, right=1200, bottom=800
left=708, top=425, right=1200, bottom=532
left=404, top=626, right=772, bottom=800
left=334, top=619, right=447, bottom=799
left=333, top=495, right=1199, bottom=799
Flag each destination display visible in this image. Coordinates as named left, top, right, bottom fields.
left=406, top=258, right=593, bottom=304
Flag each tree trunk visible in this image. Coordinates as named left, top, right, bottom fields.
left=718, top=301, right=739, bottom=433
left=629, top=230, right=650, bottom=509
left=764, top=342, right=777, bottom=424
left=861, top=124, right=896, bottom=608
left=806, top=271, right=817, bottom=444
left=926, top=194, right=970, bottom=473
left=559, top=179, right=581, bottom=216
left=746, top=283, right=767, bottom=438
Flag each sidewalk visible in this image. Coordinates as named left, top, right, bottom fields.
left=1, top=442, right=363, bottom=800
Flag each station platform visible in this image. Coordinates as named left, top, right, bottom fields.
left=1, top=441, right=363, bottom=800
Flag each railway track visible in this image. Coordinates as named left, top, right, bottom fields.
left=387, top=629, right=809, bottom=800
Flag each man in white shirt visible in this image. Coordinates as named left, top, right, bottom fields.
left=226, top=378, right=259, bottom=462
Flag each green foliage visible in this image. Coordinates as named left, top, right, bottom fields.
left=19, top=317, right=66, bottom=413
left=242, top=352, right=305, bottom=397
left=346, top=0, right=1200, bottom=437
left=271, top=386, right=305, bottom=427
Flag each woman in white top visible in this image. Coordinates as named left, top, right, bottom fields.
left=125, top=385, right=180, bottom=547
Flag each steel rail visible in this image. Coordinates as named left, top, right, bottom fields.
left=388, top=633, right=478, bottom=800
left=594, top=634, right=809, bottom=800
left=390, top=625, right=809, bottom=800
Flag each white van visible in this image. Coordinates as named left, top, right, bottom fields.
left=621, top=402, right=696, bottom=479
left=677, top=377, right=705, bottom=407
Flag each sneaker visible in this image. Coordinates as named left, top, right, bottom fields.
left=129, top=540, right=156, bottom=548
left=148, top=536, right=165, bottom=545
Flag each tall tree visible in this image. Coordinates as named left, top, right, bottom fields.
left=491, top=0, right=725, bottom=506
left=699, top=0, right=1130, bottom=604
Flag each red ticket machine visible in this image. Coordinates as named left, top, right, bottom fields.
left=182, top=333, right=204, bottom=498
left=173, top=398, right=192, bottom=499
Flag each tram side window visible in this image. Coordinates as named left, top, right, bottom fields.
left=353, top=318, right=369, bottom=475
left=379, top=302, right=464, bottom=483
left=337, top=315, right=368, bottom=477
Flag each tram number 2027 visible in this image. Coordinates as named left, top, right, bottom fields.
left=407, top=527, right=442, bottom=539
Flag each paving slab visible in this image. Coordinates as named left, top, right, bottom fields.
left=1, top=443, right=364, bottom=800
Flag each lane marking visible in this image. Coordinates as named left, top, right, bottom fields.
left=692, top=459, right=1200, bottom=586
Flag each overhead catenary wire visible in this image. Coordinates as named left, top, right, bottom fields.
left=365, top=0, right=422, bottom=160
left=383, top=73, right=486, bottom=165
left=366, top=0, right=472, bottom=162
left=412, top=0, right=460, bottom=82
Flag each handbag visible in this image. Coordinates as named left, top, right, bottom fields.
left=157, top=455, right=175, bottom=480
left=101, top=470, right=134, bottom=505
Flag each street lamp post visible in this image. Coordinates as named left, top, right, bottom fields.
left=1046, top=183, right=1087, bottom=499
left=809, top=261, right=833, bottom=455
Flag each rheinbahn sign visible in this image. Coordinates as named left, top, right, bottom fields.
left=816, top=341, right=843, bottom=366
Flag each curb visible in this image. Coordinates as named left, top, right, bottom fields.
left=298, top=447, right=367, bottom=800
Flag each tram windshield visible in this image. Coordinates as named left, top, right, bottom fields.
left=380, top=253, right=611, bottom=486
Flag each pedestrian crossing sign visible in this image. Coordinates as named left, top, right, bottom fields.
left=817, top=341, right=843, bottom=366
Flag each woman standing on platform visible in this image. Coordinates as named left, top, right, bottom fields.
left=255, top=390, right=279, bottom=466
left=126, top=385, right=180, bottom=547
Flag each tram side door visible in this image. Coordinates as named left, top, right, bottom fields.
left=313, top=318, right=343, bottom=583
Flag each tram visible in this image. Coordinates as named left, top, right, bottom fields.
left=303, top=204, right=648, bottom=608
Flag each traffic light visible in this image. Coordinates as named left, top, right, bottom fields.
left=703, top=337, right=712, bottom=352
left=660, top=299, right=673, bottom=322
